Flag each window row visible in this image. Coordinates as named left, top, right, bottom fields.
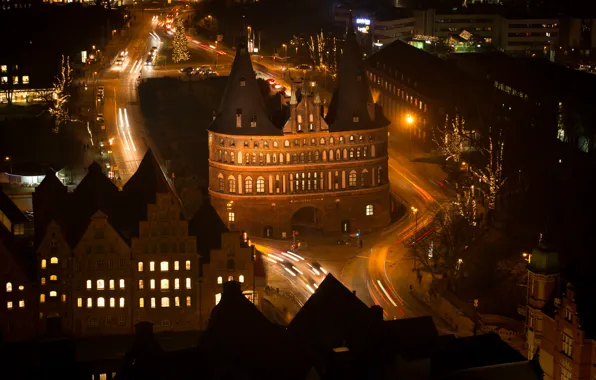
left=216, top=167, right=384, bottom=195
left=0, top=75, right=29, bottom=85
left=137, top=278, right=192, bottom=290
left=216, top=275, right=245, bottom=284
left=138, top=296, right=192, bottom=308
left=138, top=260, right=191, bottom=272
left=6, top=300, right=25, bottom=310
left=77, top=297, right=126, bottom=308
left=216, top=145, right=378, bottom=165
left=39, top=292, right=66, bottom=303
left=368, top=70, right=427, bottom=113
left=40, top=256, right=59, bottom=269
left=217, top=134, right=376, bottom=149
left=5, top=282, right=24, bottom=292
left=84, top=279, right=126, bottom=290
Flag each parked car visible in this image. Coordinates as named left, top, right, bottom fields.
left=96, top=114, right=104, bottom=123
left=180, top=67, right=196, bottom=75
left=197, top=65, right=212, bottom=74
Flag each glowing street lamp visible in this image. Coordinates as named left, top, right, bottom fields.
left=4, top=156, right=12, bottom=174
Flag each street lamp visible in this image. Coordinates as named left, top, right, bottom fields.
left=411, top=206, right=418, bottom=237
left=4, top=156, right=12, bottom=174
left=405, top=114, right=415, bottom=159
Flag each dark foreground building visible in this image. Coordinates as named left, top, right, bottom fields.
left=208, top=22, right=392, bottom=238
left=1, top=274, right=543, bottom=380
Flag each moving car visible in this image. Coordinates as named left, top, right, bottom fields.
left=96, top=114, right=104, bottom=123
left=115, top=57, right=124, bottom=65
left=204, top=70, right=218, bottom=78
left=97, top=86, right=104, bottom=95
left=267, top=78, right=276, bottom=85
left=197, top=65, right=212, bottom=74
left=296, top=64, right=313, bottom=70
left=180, top=67, right=196, bottom=75
left=308, top=262, right=327, bottom=277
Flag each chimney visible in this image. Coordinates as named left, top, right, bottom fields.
left=352, top=290, right=356, bottom=296
left=370, top=305, right=384, bottom=322
left=367, top=101, right=375, bottom=121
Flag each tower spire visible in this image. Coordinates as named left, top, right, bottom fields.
left=347, top=10, right=355, bottom=36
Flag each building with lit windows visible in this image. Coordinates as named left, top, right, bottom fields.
left=208, top=23, right=391, bottom=238
left=0, top=190, right=37, bottom=341
left=524, top=239, right=596, bottom=380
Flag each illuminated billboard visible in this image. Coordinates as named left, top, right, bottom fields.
left=356, top=18, right=371, bottom=25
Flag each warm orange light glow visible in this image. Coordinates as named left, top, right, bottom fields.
left=406, top=114, right=415, bottom=125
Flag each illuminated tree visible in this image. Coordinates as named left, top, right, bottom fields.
left=434, top=113, right=466, bottom=163
left=453, top=185, right=477, bottom=227
left=172, top=15, right=190, bottom=64
left=470, top=128, right=506, bottom=211
left=48, top=55, right=73, bottom=133
left=306, top=32, right=338, bottom=77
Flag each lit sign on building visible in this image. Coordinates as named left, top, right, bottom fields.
left=356, top=18, right=371, bottom=25
left=357, top=25, right=370, bottom=34
left=81, top=51, right=87, bottom=63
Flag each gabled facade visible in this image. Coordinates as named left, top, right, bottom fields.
left=37, top=220, right=73, bottom=334
left=201, top=231, right=261, bottom=329
left=131, top=192, right=199, bottom=332
left=72, top=211, right=132, bottom=336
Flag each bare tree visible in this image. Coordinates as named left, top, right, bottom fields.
left=470, top=128, right=506, bottom=211
left=48, top=55, right=73, bottom=133
left=307, top=31, right=325, bottom=68
left=434, top=113, right=466, bottom=163
left=453, top=185, right=478, bottom=227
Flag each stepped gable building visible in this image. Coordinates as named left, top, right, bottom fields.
left=208, top=21, right=391, bottom=238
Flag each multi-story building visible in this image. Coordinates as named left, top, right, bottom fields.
left=524, top=237, right=596, bottom=380
left=25, top=150, right=265, bottom=338
left=0, top=189, right=37, bottom=341
left=208, top=25, right=391, bottom=238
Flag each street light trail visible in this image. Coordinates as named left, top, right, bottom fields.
left=123, top=108, right=137, bottom=152
left=376, top=280, right=398, bottom=307
left=117, top=108, right=131, bottom=152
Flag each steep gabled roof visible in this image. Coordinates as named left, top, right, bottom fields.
left=325, top=16, right=387, bottom=132
left=0, top=188, right=28, bottom=227
left=36, top=169, right=66, bottom=195
left=209, top=37, right=282, bottom=136
left=200, top=281, right=309, bottom=379
left=124, top=149, right=171, bottom=198
left=188, top=198, right=228, bottom=261
left=75, top=161, right=118, bottom=200
left=288, top=274, right=372, bottom=354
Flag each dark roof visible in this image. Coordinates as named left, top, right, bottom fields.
left=209, top=37, right=282, bottom=136
left=369, top=39, right=476, bottom=104
left=438, top=361, right=541, bottom=380
left=567, top=278, right=596, bottom=339
left=123, top=149, right=171, bottom=199
left=384, top=316, right=439, bottom=361
left=200, top=281, right=310, bottom=380
left=326, top=16, right=388, bottom=132
left=527, top=241, right=560, bottom=275
left=0, top=188, right=28, bottom=226
left=36, top=169, right=67, bottom=195
left=188, top=198, right=228, bottom=262
left=288, top=273, right=373, bottom=354
left=432, top=333, right=526, bottom=377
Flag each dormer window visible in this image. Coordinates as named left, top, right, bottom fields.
left=353, top=116, right=359, bottom=123
left=251, top=116, right=257, bottom=128
left=253, top=141, right=259, bottom=148
left=244, top=140, right=249, bottom=148
left=236, top=109, right=242, bottom=128
left=240, top=77, right=246, bottom=87
left=264, top=141, right=269, bottom=148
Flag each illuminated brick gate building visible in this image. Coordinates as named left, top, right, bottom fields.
left=208, top=23, right=392, bottom=238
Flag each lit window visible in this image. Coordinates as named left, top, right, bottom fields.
left=174, top=278, right=180, bottom=289
left=41, top=259, right=46, bottom=269
left=7, top=301, right=13, bottom=309
left=186, top=278, right=191, bottom=289
left=256, top=177, right=265, bottom=193
left=349, top=171, right=357, bottom=187
left=0, top=77, right=7, bottom=84
left=109, top=279, right=115, bottom=290
left=119, top=279, right=125, bottom=289
left=12, top=76, right=18, bottom=85
left=215, top=293, right=222, bottom=305
left=77, top=298, right=82, bottom=307
left=161, top=279, right=169, bottom=290
left=50, top=257, right=58, bottom=264
left=151, top=297, right=156, bottom=308
left=19, top=300, right=25, bottom=308
left=87, top=298, right=92, bottom=308
left=22, top=76, right=29, bottom=84
left=138, top=262, right=143, bottom=272
left=110, top=297, right=115, bottom=308
left=175, top=296, right=180, bottom=307
left=161, top=297, right=170, bottom=307
left=186, top=296, right=191, bottom=307
left=61, top=294, right=66, bottom=303
left=119, top=297, right=125, bottom=308
left=174, top=261, right=179, bottom=271
left=366, top=204, right=374, bottom=216
left=86, top=280, right=92, bottom=289
left=229, top=212, right=235, bottom=222
left=150, top=279, right=155, bottom=289
left=41, top=277, right=46, bottom=285
left=150, top=262, right=155, bottom=271
left=97, top=297, right=105, bottom=308
left=50, top=275, right=57, bottom=281
left=139, top=298, right=145, bottom=308
left=160, top=261, right=169, bottom=272
left=138, top=280, right=144, bottom=289
left=50, top=291, right=57, bottom=297
left=217, top=276, right=223, bottom=284
left=97, top=279, right=105, bottom=290
left=239, top=275, right=245, bottom=283
left=185, top=260, right=191, bottom=270
left=0, top=66, right=6, bottom=73
left=40, top=294, right=45, bottom=303
left=6, top=282, right=12, bottom=292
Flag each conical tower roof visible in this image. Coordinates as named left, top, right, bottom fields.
left=325, top=14, right=384, bottom=132
left=209, top=37, right=282, bottom=136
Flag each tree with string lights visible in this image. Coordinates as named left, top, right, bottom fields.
left=48, top=55, right=73, bottom=133
left=172, top=14, right=190, bottom=64
left=470, top=128, right=506, bottom=212
left=434, top=113, right=466, bottom=164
